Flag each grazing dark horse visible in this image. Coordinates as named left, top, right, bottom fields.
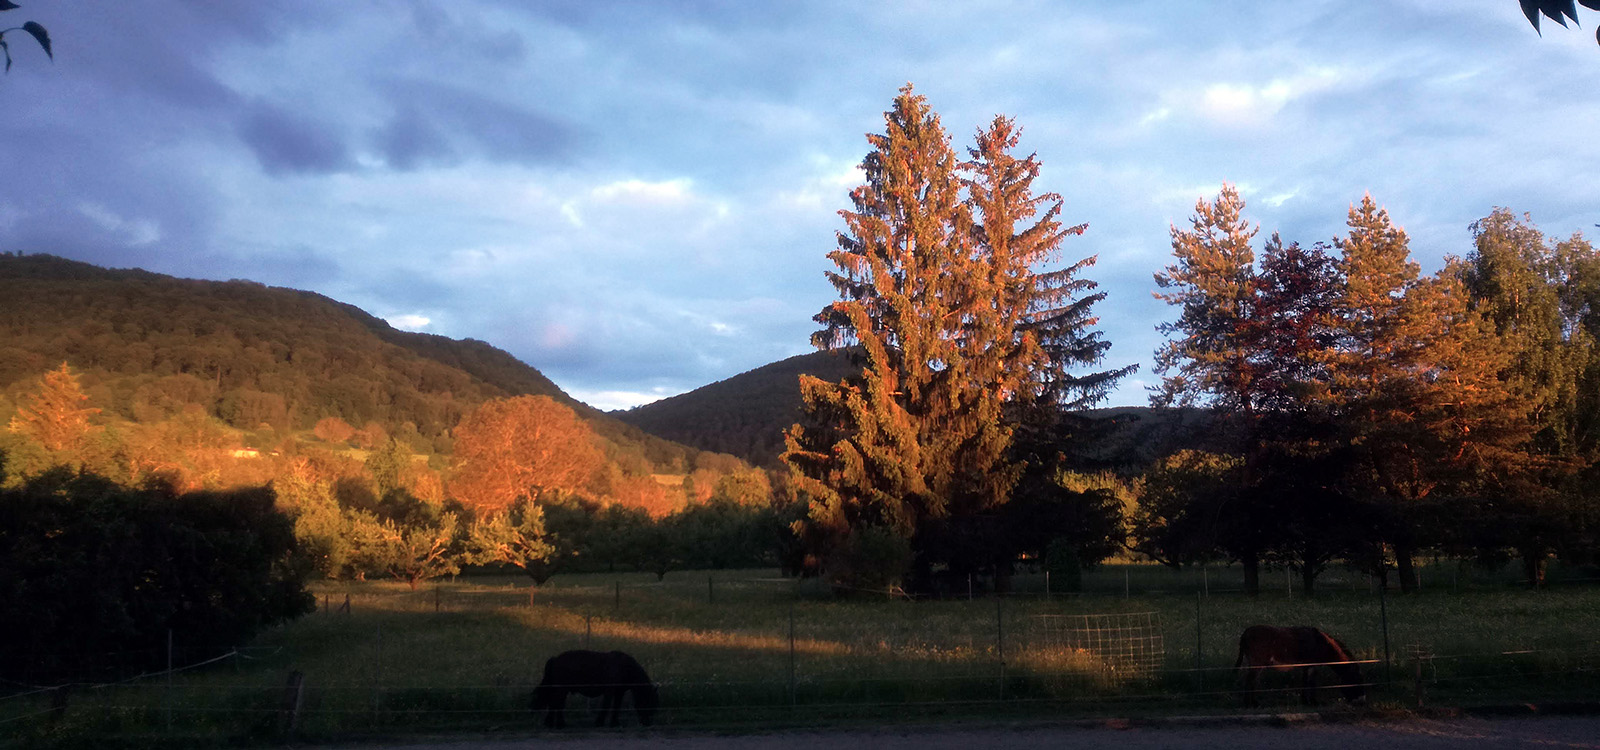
left=533, top=649, right=659, bottom=728
left=1234, top=625, right=1366, bottom=707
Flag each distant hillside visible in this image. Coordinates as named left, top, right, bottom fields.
left=614, top=350, right=857, bottom=467
left=616, top=344, right=1223, bottom=471
left=0, top=252, right=695, bottom=469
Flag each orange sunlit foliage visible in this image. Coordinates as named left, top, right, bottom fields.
left=7, top=362, right=101, bottom=452
left=313, top=416, right=355, bottom=444
left=401, top=459, right=445, bottom=505
left=449, top=395, right=604, bottom=512
left=606, top=473, right=682, bottom=519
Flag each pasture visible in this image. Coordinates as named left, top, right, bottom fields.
left=5, top=562, right=1599, bottom=747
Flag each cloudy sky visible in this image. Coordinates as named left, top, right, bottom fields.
left=2, top=1, right=1596, bottom=410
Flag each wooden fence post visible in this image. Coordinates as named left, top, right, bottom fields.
left=280, top=670, right=305, bottom=737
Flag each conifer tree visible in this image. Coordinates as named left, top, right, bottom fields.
left=968, top=116, right=1135, bottom=410
left=968, top=115, right=1134, bottom=578
left=1152, top=184, right=1261, bottom=414
left=1150, top=185, right=1273, bottom=593
left=785, top=87, right=1131, bottom=587
left=1331, top=196, right=1535, bottom=590
left=1330, top=196, right=1432, bottom=591
left=8, top=362, right=100, bottom=453
left=784, top=86, right=987, bottom=582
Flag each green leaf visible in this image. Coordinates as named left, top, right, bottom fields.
left=21, top=20, right=47, bottom=59
left=1520, top=0, right=1543, bottom=32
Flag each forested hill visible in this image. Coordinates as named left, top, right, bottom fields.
left=614, top=350, right=857, bottom=467
left=0, top=252, right=690, bottom=467
left=615, top=345, right=1220, bottom=471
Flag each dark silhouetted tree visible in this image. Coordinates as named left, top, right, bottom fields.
left=0, top=2, right=51, bottom=74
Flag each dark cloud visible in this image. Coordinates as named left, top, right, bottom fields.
left=375, top=107, right=457, bottom=170
left=372, top=80, right=578, bottom=168
left=237, top=101, right=353, bottom=176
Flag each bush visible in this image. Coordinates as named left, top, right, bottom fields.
left=0, top=469, right=315, bottom=683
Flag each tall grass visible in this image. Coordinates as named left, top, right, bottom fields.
left=6, top=562, right=1599, bottom=747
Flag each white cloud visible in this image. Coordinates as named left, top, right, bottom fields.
left=77, top=202, right=161, bottom=246
left=386, top=313, right=432, bottom=330
left=568, top=387, right=678, bottom=412
left=1181, top=67, right=1350, bottom=128
left=591, top=178, right=695, bottom=203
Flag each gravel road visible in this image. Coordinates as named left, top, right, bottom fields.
left=313, top=714, right=1600, bottom=750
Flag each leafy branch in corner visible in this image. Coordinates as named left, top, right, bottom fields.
left=1520, top=0, right=1600, bottom=44
left=0, top=0, right=51, bottom=73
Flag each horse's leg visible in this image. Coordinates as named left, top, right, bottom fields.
left=547, top=691, right=567, bottom=729
left=1240, top=666, right=1259, bottom=707
left=1301, top=667, right=1318, bottom=705
left=596, top=689, right=618, bottom=727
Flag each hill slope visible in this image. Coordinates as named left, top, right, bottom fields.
left=616, top=347, right=1220, bottom=471
left=614, top=349, right=858, bottom=467
left=0, top=252, right=693, bottom=468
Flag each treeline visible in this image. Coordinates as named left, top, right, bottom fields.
left=0, top=466, right=313, bottom=684
left=774, top=86, right=1600, bottom=598
left=2, top=358, right=785, bottom=592
left=1136, top=191, right=1600, bottom=593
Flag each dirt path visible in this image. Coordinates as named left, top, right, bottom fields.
left=318, top=715, right=1600, bottom=750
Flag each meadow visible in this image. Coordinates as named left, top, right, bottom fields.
left=5, top=561, right=1599, bottom=747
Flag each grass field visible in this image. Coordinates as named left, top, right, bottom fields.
left=6, top=561, right=1600, bottom=747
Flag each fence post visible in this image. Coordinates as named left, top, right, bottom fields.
left=1045, top=570, right=1051, bottom=602
left=373, top=624, right=384, bottom=725
left=996, top=595, right=1006, bottom=701
left=788, top=605, right=797, bottom=707
left=280, top=670, right=305, bottom=738
left=1124, top=569, right=1130, bottom=599
left=1203, top=565, right=1209, bottom=598
left=48, top=686, right=69, bottom=726
left=1380, top=580, right=1392, bottom=690
left=1195, top=592, right=1204, bottom=694
left=708, top=575, right=714, bottom=605
left=1411, top=645, right=1426, bottom=708
left=166, top=628, right=173, bottom=732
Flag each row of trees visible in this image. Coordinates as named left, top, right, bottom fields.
left=3, top=362, right=786, bottom=590
left=783, top=86, right=1599, bottom=596
left=1139, top=189, right=1600, bottom=593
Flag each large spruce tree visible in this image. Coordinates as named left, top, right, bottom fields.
left=784, top=87, right=1126, bottom=589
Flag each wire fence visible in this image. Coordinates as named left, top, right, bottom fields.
left=5, top=567, right=1600, bottom=742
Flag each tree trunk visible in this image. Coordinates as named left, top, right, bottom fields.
left=1521, top=551, right=1546, bottom=589
left=1395, top=545, right=1418, bottom=593
left=1242, top=553, right=1260, bottom=597
left=1301, top=564, right=1318, bottom=597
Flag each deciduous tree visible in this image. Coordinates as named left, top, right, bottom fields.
left=450, top=395, right=603, bottom=512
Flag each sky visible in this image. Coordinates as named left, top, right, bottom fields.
left=1, top=1, right=1597, bottom=411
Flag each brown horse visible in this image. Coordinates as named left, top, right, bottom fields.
left=532, top=649, right=659, bottom=728
left=1234, top=625, right=1366, bottom=707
